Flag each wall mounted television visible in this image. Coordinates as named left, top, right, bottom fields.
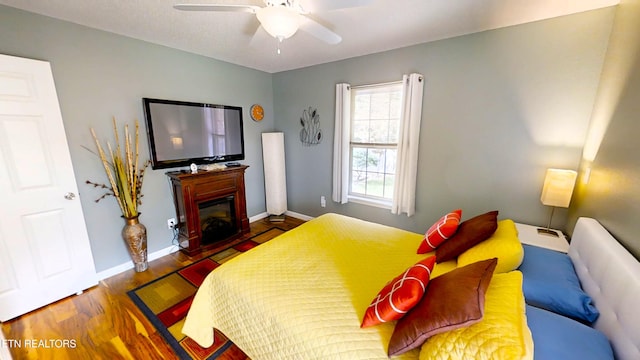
left=142, top=98, right=245, bottom=169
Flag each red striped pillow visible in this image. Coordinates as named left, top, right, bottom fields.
left=417, top=210, right=462, bottom=254
left=361, top=256, right=436, bottom=328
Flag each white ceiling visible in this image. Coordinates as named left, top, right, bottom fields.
left=1, top=0, right=619, bottom=73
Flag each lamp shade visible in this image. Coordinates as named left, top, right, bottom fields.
left=256, top=6, right=300, bottom=40
left=540, top=169, right=577, bottom=208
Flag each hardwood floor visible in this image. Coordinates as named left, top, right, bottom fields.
left=1, top=216, right=305, bottom=360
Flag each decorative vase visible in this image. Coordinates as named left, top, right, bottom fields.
left=122, top=214, right=148, bottom=272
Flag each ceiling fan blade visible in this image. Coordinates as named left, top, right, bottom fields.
left=173, top=4, right=260, bottom=13
left=249, top=26, right=271, bottom=48
left=299, top=16, right=341, bottom=44
left=299, top=0, right=373, bottom=12
left=242, top=16, right=262, bottom=37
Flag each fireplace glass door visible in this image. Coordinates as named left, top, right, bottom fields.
left=198, top=195, right=238, bottom=246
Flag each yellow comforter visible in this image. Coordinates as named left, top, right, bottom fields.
left=182, top=213, right=531, bottom=359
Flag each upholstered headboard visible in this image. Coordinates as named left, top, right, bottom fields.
left=569, top=217, right=640, bottom=360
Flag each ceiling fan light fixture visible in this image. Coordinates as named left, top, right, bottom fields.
left=256, top=6, right=300, bottom=40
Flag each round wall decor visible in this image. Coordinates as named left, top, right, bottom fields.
left=250, top=104, right=264, bottom=121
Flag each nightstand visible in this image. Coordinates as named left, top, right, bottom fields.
left=515, top=223, right=570, bottom=253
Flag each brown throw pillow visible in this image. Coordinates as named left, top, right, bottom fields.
left=387, top=258, right=498, bottom=356
left=435, top=210, right=499, bottom=263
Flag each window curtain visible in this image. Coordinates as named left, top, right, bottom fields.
left=392, top=73, right=424, bottom=216
left=332, top=83, right=351, bottom=204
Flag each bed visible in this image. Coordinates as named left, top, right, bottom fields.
left=565, top=218, right=640, bottom=359
left=182, top=212, right=640, bottom=359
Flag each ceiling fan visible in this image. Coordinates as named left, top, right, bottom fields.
left=174, top=0, right=373, bottom=51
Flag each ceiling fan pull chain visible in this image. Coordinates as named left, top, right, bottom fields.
left=277, top=36, right=284, bottom=54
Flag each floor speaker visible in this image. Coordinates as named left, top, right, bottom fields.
left=262, top=132, right=287, bottom=218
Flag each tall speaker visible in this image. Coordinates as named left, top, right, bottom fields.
left=262, top=132, right=287, bottom=220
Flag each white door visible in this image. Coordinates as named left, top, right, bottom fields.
left=0, top=54, right=97, bottom=321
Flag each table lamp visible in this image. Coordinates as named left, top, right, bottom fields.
left=538, top=168, right=577, bottom=237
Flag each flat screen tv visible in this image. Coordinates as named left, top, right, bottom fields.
left=142, top=98, right=245, bottom=169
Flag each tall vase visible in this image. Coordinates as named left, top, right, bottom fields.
left=122, top=214, right=148, bottom=272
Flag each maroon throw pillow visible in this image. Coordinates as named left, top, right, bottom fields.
left=387, top=258, right=498, bottom=356
left=435, top=211, right=498, bottom=263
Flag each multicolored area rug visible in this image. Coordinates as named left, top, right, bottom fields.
left=128, top=228, right=285, bottom=359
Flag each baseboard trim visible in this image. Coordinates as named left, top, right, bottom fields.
left=251, top=211, right=314, bottom=222
left=97, top=211, right=314, bottom=280
left=96, top=245, right=179, bottom=280
left=285, top=210, right=314, bottom=221
left=249, top=212, right=269, bottom=222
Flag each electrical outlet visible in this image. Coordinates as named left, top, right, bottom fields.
left=167, top=218, right=177, bottom=229
left=320, top=196, right=326, bottom=208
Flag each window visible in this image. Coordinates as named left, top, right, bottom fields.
left=333, top=74, right=423, bottom=216
left=349, top=82, right=403, bottom=207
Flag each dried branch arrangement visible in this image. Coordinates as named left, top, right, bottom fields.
left=87, top=118, right=150, bottom=219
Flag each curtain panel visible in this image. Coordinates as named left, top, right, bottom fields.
left=392, top=73, right=424, bottom=216
left=332, top=83, right=351, bottom=204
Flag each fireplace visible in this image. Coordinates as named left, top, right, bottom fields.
left=167, top=166, right=250, bottom=256
left=199, top=196, right=238, bottom=246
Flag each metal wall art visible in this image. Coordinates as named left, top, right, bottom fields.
left=299, top=107, right=322, bottom=146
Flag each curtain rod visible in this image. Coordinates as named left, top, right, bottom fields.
left=351, top=80, right=403, bottom=89
left=351, top=75, right=423, bottom=89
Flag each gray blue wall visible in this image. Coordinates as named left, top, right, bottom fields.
left=0, top=5, right=275, bottom=272
left=273, top=8, right=614, bottom=234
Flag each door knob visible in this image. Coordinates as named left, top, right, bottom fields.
left=64, top=192, right=76, bottom=200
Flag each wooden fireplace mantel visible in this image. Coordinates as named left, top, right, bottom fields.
left=166, top=165, right=250, bottom=256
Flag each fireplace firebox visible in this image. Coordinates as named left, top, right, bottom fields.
left=199, top=196, right=237, bottom=246
left=167, top=166, right=250, bottom=255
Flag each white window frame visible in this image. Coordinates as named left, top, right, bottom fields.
left=347, top=81, right=403, bottom=209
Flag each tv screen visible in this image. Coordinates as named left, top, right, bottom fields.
left=142, top=98, right=245, bottom=169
